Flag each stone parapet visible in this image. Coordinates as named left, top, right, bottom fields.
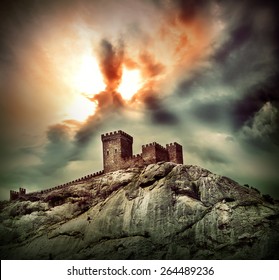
left=9, top=131, right=183, bottom=200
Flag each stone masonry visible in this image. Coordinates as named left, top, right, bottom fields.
left=10, top=130, right=183, bottom=200
left=101, top=130, right=183, bottom=173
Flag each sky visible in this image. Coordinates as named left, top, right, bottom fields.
left=0, top=0, right=279, bottom=200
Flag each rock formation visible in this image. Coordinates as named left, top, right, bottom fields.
left=0, top=162, right=278, bottom=259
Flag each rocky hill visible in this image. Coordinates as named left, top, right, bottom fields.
left=0, top=162, right=278, bottom=259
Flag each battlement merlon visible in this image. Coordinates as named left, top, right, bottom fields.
left=10, top=187, right=27, bottom=201
left=166, top=142, right=182, bottom=148
left=101, top=130, right=133, bottom=143
left=10, top=190, right=19, bottom=194
left=19, top=187, right=26, bottom=195
left=122, top=153, right=142, bottom=161
left=142, top=142, right=167, bottom=151
left=166, top=142, right=183, bottom=164
left=102, top=130, right=134, bottom=173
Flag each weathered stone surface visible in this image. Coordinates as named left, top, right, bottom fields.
left=0, top=162, right=278, bottom=259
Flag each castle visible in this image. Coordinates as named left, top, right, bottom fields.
left=101, top=130, right=183, bottom=172
left=10, top=130, right=183, bottom=200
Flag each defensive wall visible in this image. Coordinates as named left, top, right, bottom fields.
left=10, top=170, right=104, bottom=201
left=101, top=130, right=183, bottom=173
left=10, top=130, right=183, bottom=200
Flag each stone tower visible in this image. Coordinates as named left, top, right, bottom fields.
left=101, top=130, right=133, bottom=173
left=166, top=143, right=183, bottom=164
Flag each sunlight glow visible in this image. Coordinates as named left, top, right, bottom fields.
left=68, top=57, right=143, bottom=122
left=65, top=54, right=103, bottom=122
left=118, top=67, right=143, bottom=100
left=67, top=96, right=97, bottom=122
left=74, top=55, right=106, bottom=95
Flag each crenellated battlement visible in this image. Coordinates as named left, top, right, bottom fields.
left=103, top=130, right=183, bottom=173
left=166, top=142, right=183, bottom=164
left=10, top=171, right=105, bottom=201
left=10, top=190, right=19, bottom=194
left=142, top=142, right=167, bottom=151
left=101, top=130, right=133, bottom=142
left=19, top=187, right=26, bottom=195
left=123, top=154, right=142, bottom=161
left=10, top=188, right=26, bottom=201
left=9, top=131, right=183, bottom=200
left=166, top=142, right=181, bottom=147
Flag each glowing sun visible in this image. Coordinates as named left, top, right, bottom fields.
left=66, top=96, right=97, bottom=122
left=64, top=55, right=104, bottom=122
left=118, top=67, right=143, bottom=100
left=74, top=55, right=106, bottom=95
left=66, top=54, right=144, bottom=122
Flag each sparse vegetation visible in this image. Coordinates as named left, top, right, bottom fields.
left=1, top=163, right=279, bottom=260
left=262, top=194, right=274, bottom=204
left=0, top=200, right=9, bottom=211
left=250, top=186, right=261, bottom=194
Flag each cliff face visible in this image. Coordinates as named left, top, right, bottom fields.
left=0, top=162, right=278, bottom=259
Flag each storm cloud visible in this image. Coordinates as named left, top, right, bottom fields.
left=0, top=0, right=279, bottom=200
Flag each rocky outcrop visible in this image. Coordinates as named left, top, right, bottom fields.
left=0, top=162, right=278, bottom=259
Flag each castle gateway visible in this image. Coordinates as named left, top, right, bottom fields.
left=101, top=130, right=183, bottom=173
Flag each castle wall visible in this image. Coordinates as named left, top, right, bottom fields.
left=102, top=137, right=122, bottom=172
left=121, top=154, right=144, bottom=169
left=9, top=131, right=184, bottom=199
left=10, top=188, right=26, bottom=201
left=166, top=143, right=183, bottom=164
left=10, top=171, right=105, bottom=200
left=142, top=142, right=169, bottom=165
left=120, top=137, right=133, bottom=158
left=19, top=187, right=26, bottom=195
left=10, top=190, right=19, bottom=201
left=101, top=132, right=183, bottom=172
left=101, top=131, right=133, bottom=173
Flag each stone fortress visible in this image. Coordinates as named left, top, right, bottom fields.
left=101, top=130, right=183, bottom=173
left=10, top=130, right=183, bottom=201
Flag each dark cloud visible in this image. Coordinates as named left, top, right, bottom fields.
left=190, top=102, right=225, bottom=125
left=139, top=51, right=165, bottom=77
left=209, top=0, right=279, bottom=95
left=175, top=72, right=202, bottom=97
left=214, top=24, right=253, bottom=64
left=98, top=39, right=124, bottom=91
left=74, top=114, right=102, bottom=146
left=71, top=38, right=130, bottom=147
left=173, top=0, right=213, bottom=24
left=89, top=90, right=124, bottom=111
left=1, top=0, right=279, bottom=200
left=230, top=82, right=279, bottom=131
left=188, top=144, right=231, bottom=165
left=143, top=94, right=179, bottom=125
left=238, top=102, right=279, bottom=150
left=152, top=110, right=179, bottom=125
left=47, top=124, right=70, bottom=143
left=143, top=95, right=160, bottom=110
left=38, top=124, right=73, bottom=175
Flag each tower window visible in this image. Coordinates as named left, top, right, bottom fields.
left=106, top=150, right=109, bottom=156
left=115, top=149, right=117, bottom=153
